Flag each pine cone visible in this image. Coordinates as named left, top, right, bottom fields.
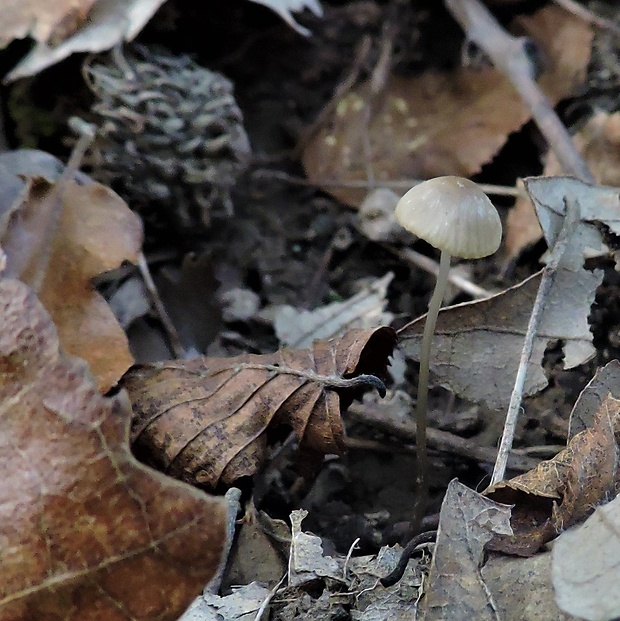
left=85, top=46, right=251, bottom=231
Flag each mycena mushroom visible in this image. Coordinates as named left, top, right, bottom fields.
left=395, top=176, right=502, bottom=522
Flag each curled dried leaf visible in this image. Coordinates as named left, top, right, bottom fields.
left=123, top=327, right=396, bottom=488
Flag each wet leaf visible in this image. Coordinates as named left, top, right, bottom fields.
left=0, top=277, right=227, bottom=620
left=0, top=150, right=143, bottom=392
left=122, top=327, right=396, bottom=488
left=302, top=5, right=591, bottom=207
left=422, top=480, right=513, bottom=621
left=485, top=395, right=620, bottom=556
left=399, top=176, right=609, bottom=410
left=552, top=491, right=620, bottom=621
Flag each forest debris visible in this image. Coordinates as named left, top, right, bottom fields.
left=0, top=277, right=227, bottom=621
left=122, top=327, right=396, bottom=488
left=552, top=491, right=620, bottom=621
left=482, top=553, right=579, bottom=621
left=5, top=0, right=167, bottom=81
left=289, top=509, right=342, bottom=586
left=155, top=252, right=222, bottom=354
left=399, top=176, right=610, bottom=410
left=356, top=188, right=404, bottom=243
left=273, top=273, right=394, bottom=348
left=302, top=5, right=591, bottom=207
left=0, top=150, right=142, bottom=392
left=223, top=503, right=288, bottom=589
left=247, top=0, right=323, bottom=36
left=421, top=480, right=513, bottom=621
left=506, top=111, right=620, bottom=262
left=179, top=582, right=273, bottom=621
left=503, top=196, right=543, bottom=264
left=485, top=395, right=620, bottom=556
left=0, top=0, right=97, bottom=48
left=568, top=360, right=620, bottom=438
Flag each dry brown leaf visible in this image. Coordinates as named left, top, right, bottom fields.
left=503, top=194, right=543, bottom=264
left=0, top=276, right=227, bottom=621
left=485, top=395, right=620, bottom=556
left=506, top=111, right=620, bottom=262
left=0, top=153, right=143, bottom=393
left=546, top=111, right=620, bottom=186
left=0, top=0, right=96, bottom=48
left=5, top=0, right=167, bottom=82
left=569, top=360, right=620, bottom=438
left=422, top=480, right=513, bottom=621
left=122, top=327, right=397, bottom=488
left=302, top=5, right=592, bottom=207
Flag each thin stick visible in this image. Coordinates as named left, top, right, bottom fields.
left=444, top=0, right=595, bottom=184
left=346, top=401, right=540, bottom=472
left=490, top=197, right=581, bottom=485
left=136, top=252, right=187, bottom=359
left=395, top=247, right=493, bottom=300
left=252, top=168, right=526, bottom=198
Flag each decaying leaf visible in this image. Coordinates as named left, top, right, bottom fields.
left=506, top=110, right=620, bottom=262
left=482, top=553, right=576, bottom=621
left=179, top=582, right=273, bottom=621
left=0, top=0, right=97, bottom=49
left=569, top=360, right=620, bottom=438
left=302, top=5, right=591, bottom=207
left=5, top=0, right=167, bottom=81
left=273, top=272, right=394, bottom=349
left=421, top=480, right=513, bottom=621
left=0, top=277, right=227, bottom=620
left=0, top=149, right=143, bottom=392
left=289, top=509, right=342, bottom=586
left=552, top=491, right=620, bottom=621
left=399, top=176, right=609, bottom=410
left=485, top=395, right=620, bottom=556
left=123, top=327, right=396, bottom=488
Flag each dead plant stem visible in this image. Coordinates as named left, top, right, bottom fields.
left=490, top=197, right=581, bottom=485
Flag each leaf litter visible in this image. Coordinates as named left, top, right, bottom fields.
left=0, top=277, right=227, bottom=621
left=0, top=149, right=142, bottom=392
left=122, top=327, right=396, bottom=488
left=3, top=5, right=615, bottom=619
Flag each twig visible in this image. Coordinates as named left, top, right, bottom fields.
left=394, top=246, right=494, bottom=300
left=252, top=168, right=526, bottom=198
left=444, top=0, right=593, bottom=486
left=254, top=573, right=287, bottom=621
left=490, top=197, right=581, bottom=485
left=553, top=0, right=620, bottom=38
left=346, top=401, right=540, bottom=472
left=205, top=487, right=241, bottom=594
left=136, top=252, right=187, bottom=359
left=444, top=0, right=595, bottom=183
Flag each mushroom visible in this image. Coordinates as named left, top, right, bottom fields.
left=395, top=176, right=502, bottom=519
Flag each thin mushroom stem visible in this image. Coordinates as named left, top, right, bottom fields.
left=412, top=250, right=451, bottom=528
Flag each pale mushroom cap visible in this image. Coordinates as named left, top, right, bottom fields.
left=395, top=176, right=502, bottom=259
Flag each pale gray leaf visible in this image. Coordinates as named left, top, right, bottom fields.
left=274, top=273, right=394, bottom=349
left=553, top=494, right=620, bottom=621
